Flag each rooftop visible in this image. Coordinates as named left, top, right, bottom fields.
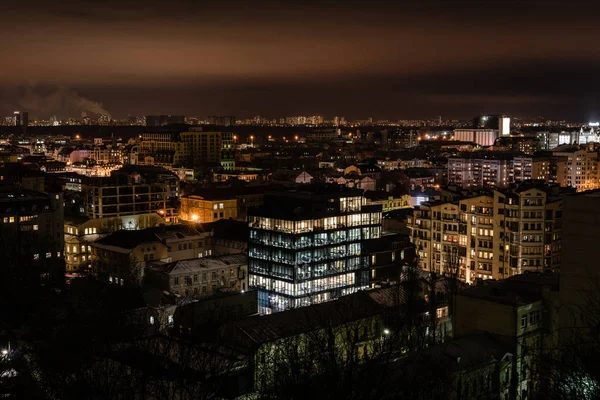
left=226, top=285, right=406, bottom=349
left=94, top=224, right=207, bottom=251
left=152, top=253, right=247, bottom=275
left=202, top=219, right=249, bottom=243
left=458, top=273, right=558, bottom=307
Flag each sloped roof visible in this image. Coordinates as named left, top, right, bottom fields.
left=228, top=286, right=407, bottom=348
left=94, top=224, right=203, bottom=250
left=153, top=253, right=247, bottom=275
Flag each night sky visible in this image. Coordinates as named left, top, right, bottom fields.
left=1, top=0, right=600, bottom=120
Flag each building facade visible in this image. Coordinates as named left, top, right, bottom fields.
left=551, top=145, right=599, bottom=192
left=408, top=186, right=563, bottom=283
left=82, top=175, right=168, bottom=218
left=248, top=186, right=381, bottom=313
left=0, top=185, right=65, bottom=282
left=180, top=196, right=237, bottom=223
left=173, top=130, right=222, bottom=167
left=448, top=153, right=533, bottom=189
left=453, top=129, right=498, bottom=146
left=147, top=253, right=248, bottom=297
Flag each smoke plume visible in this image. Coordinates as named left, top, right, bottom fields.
left=14, top=85, right=111, bottom=120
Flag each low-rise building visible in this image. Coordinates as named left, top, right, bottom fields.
left=454, top=274, right=560, bottom=400
left=90, top=225, right=212, bottom=285
left=147, top=253, right=248, bottom=297
left=180, top=194, right=237, bottom=223
left=64, top=213, right=166, bottom=272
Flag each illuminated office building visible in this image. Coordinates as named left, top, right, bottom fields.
left=248, top=185, right=382, bottom=313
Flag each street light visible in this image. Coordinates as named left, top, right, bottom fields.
left=383, top=328, right=390, bottom=336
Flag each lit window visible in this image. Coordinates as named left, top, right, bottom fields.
left=149, top=316, right=155, bottom=325
left=213, top=204, right=218, bottom=210
left=9, top=217, right=14, bottom=223
left=57, top=252, right=61, bottom=257
left=168, top=315, right=174, bottom=324
left=33, top=254, right=39, bottom=260
left=219, top=203, right=224, bottom=209
left=46, top=252, right=51, bottom=258
left=33, top=225, right=39, bottom=231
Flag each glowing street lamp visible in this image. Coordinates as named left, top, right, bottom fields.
left=191, top=214, right=199, bottom=221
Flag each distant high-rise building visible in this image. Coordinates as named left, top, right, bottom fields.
left=145, top=115, right=185, bottom=127
left=173, top=130, right=222, bottom=167
left=207, top=116, right=236, bottom=127
left=500, top=116, right=510, bottom=135
left=220, top=132, right=235, bottom=170
left=454, top=128, right=498, bottom=146
left=473, top=114, right=510, bottom=135
left=13, top=111, right=28, bottom=134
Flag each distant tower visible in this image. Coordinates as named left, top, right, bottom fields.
left=21, top=112, right=28, bottom=135
left=13, top=111, right=20, bottom=127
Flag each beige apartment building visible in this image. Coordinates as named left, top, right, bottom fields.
left=408, top=185, right=562, bottom=283
left=551, top=145, right=599, bottom=191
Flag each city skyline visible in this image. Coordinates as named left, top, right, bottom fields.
left=1, top=0, right=600, bottom=120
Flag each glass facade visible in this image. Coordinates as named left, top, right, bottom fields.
left=249, top=196, right=381, bottom=313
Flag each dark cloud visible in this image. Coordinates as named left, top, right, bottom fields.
left=1, top=0, right=599, bottom=119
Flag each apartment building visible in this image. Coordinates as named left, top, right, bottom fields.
left=408, top=184, right=563, bottom=283
left=531, top=155, right=568, bottom=185
left=448, top=152, right=535, bottom=189
left=551, top=145, right=599, bottom=191
left=494, top=186, right=563, bottom=277
left=0, top=185, right=65, bottom=283
left=82, top=175, right=168, bottom=219
left=173, top=130, right=222, bottom=167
